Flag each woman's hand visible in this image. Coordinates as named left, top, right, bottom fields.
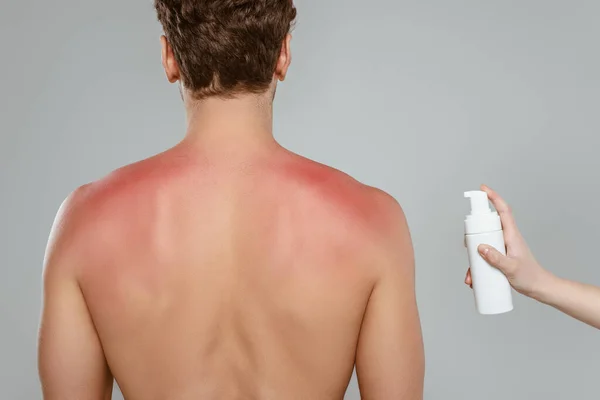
left=465, top=185, right=552, bottom=298
left=465, top=185, right=600, bottom=329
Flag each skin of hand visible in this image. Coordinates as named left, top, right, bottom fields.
left=464, top=185, right=552, bottom=298
left=465, top=185, right=600, bottom=330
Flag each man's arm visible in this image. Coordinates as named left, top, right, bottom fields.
left=355, top=197, right=425, bottom=400
left=38, top=192, right=113, bottom=400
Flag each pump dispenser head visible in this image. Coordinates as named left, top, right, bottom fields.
left=465, top=191, right=492, bottom=215
left=464, top=190, right=502, bottom=235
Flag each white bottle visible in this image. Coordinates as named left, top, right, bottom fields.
left=464, top=191, right=513, bottom=315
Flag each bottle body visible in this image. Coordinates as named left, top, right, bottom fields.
left=466, top=230, right=513, bottom=315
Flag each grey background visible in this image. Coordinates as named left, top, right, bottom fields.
left=1, top=0, right=599, bottom=399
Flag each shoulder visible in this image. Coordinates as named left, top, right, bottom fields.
left=315, top=168, right=413, bottom=271
left=64, top=153, right=167, bottom=226
left=42, top=184, right=94, bottom=280
left=363, top=186, right=410, bottom=239
left=325, top=175, right=414, bottom=281
left=45, top=184, right=96, bottom=257
left=281, top=153, right=410, bottom=245
left=43, top=163, right=150, bottom=276
left=355, top=185, right=412, bottom=260
left=50, top=170, right=134, bottom=235
left=309, top=160, right=408, bottom=238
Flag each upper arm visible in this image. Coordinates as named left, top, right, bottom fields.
left=355, top=196, right=424, bottom=400
left=38, top=192, right=113, bottom=400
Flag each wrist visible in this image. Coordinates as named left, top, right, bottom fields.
left=529, top=270, right=561, bottom=304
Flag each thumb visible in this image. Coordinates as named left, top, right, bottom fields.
left=478, top=244, right=516, bottom=275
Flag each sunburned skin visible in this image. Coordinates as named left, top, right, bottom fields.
left=38, top=2, right=424, bottom=398
left=38, top=142, right=424, bottom=400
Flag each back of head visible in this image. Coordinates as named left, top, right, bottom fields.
left=155, top=0, right=297, bottom=100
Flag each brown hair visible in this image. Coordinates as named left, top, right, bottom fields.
left=154, top=0, right=296, bottom=99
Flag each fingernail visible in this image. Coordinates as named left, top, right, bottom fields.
left=479, top=245, right=490, bottom=256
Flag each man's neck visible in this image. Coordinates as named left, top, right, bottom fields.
left=179, top=92, right=279, bottom=158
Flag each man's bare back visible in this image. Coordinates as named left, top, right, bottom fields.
left=38, top=2, right=423, bottom=398
left=39, top=142, right=423, bottom=399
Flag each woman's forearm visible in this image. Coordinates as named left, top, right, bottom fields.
left=534, top=274, right=600, bottom=330
left=467, top=186, right=600, bottom=330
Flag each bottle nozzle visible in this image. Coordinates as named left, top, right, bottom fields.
left=464, top=191, right=492, bottom=215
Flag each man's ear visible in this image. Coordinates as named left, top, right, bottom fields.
left=275, top=34, right=292, bottom=82
left=161, top=36, right=181, bottom=84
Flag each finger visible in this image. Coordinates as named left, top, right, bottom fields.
left=465, top=269, right=472, bottom=286
left=480, top=185, right=520, bottom=240
left=478, top=244, right=517, bottom=275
